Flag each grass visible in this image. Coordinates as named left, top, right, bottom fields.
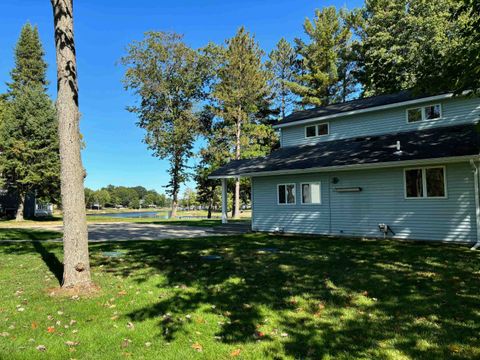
left=0, top=229, right=62, bottom=240
left=0, top=234, right=479, bottom=359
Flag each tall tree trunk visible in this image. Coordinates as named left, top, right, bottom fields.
left=233, top=119, right=241, bottom=219
left=171, top=193, right=178, bottom=218
left=15, top=192, right=25, bottom=222
left=207, top=197, right=212, bottom=219
left=51, top=0, right=92, bottom=289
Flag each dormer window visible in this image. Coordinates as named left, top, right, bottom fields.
left=305, top=123, right=329, bottom=138
left=407, top=104, right=441, bottom=123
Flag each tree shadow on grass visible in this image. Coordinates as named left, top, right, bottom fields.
left=90, top=234, right=480, bottom=359
left=32, top=241, right=63, bottom=284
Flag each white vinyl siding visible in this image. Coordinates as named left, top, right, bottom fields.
left=251, top=162, right=476, bottom=243
left=282, top=96, right=480, bottom=147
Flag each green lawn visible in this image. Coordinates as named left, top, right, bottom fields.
left=85, top=216, right=250, bottom=227
left=0, top=234, right=479, bottom=359
left=0, top=216, right=250, bottom=228
left=0, top=228, right=62, bottom=240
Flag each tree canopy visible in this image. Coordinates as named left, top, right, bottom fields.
left=122, top=32, right=214, bottom=216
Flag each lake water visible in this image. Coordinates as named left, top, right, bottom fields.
left=88, top=211, right=166, bottom=219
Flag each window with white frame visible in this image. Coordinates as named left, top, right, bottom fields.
left=301, top=182, right=321, bottom=204
left=278, top=184, right=296, bottom=204
left=407, top=104, right=441, bottom=123
left=405, top=166, right=446, bottom=198
left=305, top=123, right=329, bottom=138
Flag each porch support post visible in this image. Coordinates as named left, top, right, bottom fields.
left=221, top=178, right=228, bottom=224
left=469, top=159, right=480, bottom=250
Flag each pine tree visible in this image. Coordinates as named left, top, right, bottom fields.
left=266, top=38, right=297, bottom=118
left=0, top=23, right=60, bottom=221
left=288, top=7, right=354, bottom=107
left=212, top=27, right=273, bottom=218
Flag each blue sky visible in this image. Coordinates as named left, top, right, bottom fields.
left=0, top=0, right=362, bottom=194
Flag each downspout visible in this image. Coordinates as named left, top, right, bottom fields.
left=469, top=160, right=480, bottom=250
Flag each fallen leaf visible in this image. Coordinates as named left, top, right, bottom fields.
left=230, top=348, right=241, bottom=357
left=127, top=322, right=134, bottom=329
left=192, top=342, right=203, bottom=352
left=36, top=345, right=46, bottom=352
left=0, top=332, right=9, bottom=337
left=31, top=322, right=38, bottom=330
left=47, top=326, right=55, bottom=333
left=65, top=341, right=79, bottom=347
left=121, top=339, right=131, bottom=348
left=145, top=342, right=152, bottom=347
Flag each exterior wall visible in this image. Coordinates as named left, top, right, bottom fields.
left=251, top=162, right=477, bottom=243
left=281, top=96, right=480, bottom=147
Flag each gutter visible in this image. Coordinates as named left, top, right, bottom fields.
left=273, top=93, right=458, bottom=129
left=470, top=159, right=480, bottom=250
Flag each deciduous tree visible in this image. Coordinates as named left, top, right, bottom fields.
left=122, top=32, right=213, bottom=217
left=355, top=0, right=460, bottom=96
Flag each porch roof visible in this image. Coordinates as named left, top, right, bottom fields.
left=209, top=122, right=480, bottom=179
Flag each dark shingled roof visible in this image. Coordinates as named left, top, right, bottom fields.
left=209, top=123, right=480, bottom=177
left=279, top=90, right=448, bottom=125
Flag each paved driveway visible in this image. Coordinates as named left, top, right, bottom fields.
left=26, top=222, right=223, bottom=242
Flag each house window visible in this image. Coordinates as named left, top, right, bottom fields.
left=305, top=123, right=329, bottom=138
left=278, top=184, right=296, bottom=204
left=301, top=183, right=321, bottom=204
left=305, top=125, right=316, bottom=138
left=407, top=104, right=441, bottom=123
left=405, top=166, right=446, bottom=198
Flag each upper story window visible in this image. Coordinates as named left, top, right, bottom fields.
left=407, top=104, right=442, bottom=123
left=404, top=166, right=446, bottom=198
left=305, top=123, right=329, bottom=138
left=278, top=184, right=296, bottom=205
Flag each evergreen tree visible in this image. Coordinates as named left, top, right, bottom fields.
left=288, top=7, right=354, bottom=107
left=122, top=32, right=214, bottom=217
left=0, top=23, right=60, bottom=221
left=212, top=27, right=273, bottom=218
left=266, top=38, right=297, bottom=118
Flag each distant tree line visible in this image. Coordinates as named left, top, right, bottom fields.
left=84, top=185, right=170, bottom=209
left=122, top=0, right=479, bottom=218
